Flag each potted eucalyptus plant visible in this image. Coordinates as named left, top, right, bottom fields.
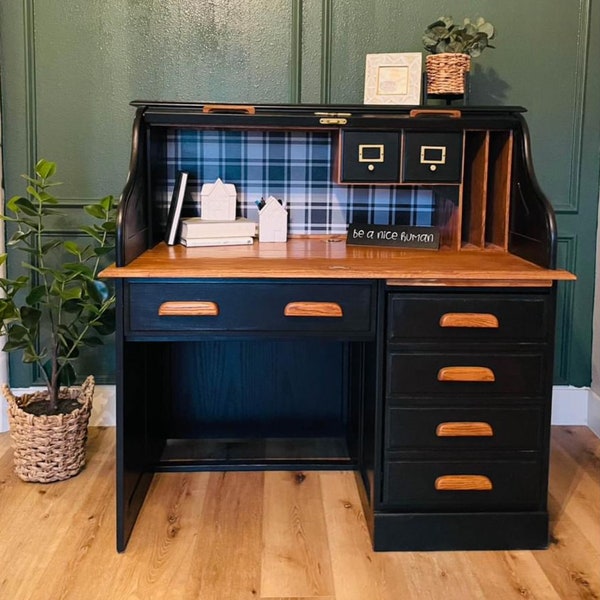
left=422, top=16, right=496, bottom=96
left=0, top=158, right=116, bottom=482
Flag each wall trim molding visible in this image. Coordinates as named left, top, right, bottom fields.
left=320, top=0, right=332, bottom=103
left=1, top=385, right=598, bottom=436
left=290, top=0, right=303, bottom=103
left=554, top=0, right=591, bottom=213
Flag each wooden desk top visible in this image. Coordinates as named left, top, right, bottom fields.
left=100, top=239, right=575, bottom=286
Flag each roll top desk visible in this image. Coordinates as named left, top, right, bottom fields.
left=101, top=102, right=574, bottom=552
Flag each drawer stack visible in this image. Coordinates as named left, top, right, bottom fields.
left=374, top=287, right=556, bottom=550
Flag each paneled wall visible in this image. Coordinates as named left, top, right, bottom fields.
left=0, top=0, right=598, bottom=387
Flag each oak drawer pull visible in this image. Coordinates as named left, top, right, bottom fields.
left=437, top=366, right=495, bottom=382
left=158, top=301, right=219, bottom=316
left=439, top=313, right=499, bottom=328
left=435, top=475, right=493, bottom=491
left=284, top=302, right=343, bottom=318
left=436, top=422, right=494, bottom=437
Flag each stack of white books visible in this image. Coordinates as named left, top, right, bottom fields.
left=179, top=217, right=258, bottom=247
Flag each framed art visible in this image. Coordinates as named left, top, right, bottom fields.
left=364, top=52, right=422, bottom=105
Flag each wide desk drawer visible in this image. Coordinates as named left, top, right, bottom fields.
left=382, top=459, right=542, bottom=510
left=126, top=280, right=375, bottom=335
left=387, top=293, right=551, bottom=342
left=385, top=406, right=543, bottom=451
left=386, top=351, right=546, bottom=397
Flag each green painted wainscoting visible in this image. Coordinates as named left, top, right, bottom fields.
left=0, top=0, right=598, bottom=387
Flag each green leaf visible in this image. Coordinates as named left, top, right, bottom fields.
left=26, top=285, right=48, bottom=305
left=3, top=340, right=29, bottom=353
left=93, top=246, right=114, bottom=256
left=20, top=306, right=42, bottom=329
left=35, top=159, right=57, bottom=180
left=41, top=240, right=62, bottom=253
left=0, top=254, right=7, bottom=267
left=12, top=197, right=38, bottom=216
left=82, top=335, right=104, bottom=347
left=62, top=298, right=84, bottom=314
left=60, top=286, right=83, bottom=301
left=64, top=241, right=82, bottom=256
left=84, top=204, right=106, bottom=219
left=93, top=308, right=116, bottom=335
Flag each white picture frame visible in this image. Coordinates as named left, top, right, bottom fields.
left=364, top=52, right=422, bottom=105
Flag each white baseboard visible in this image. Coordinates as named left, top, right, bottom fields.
left=551, top=385, right=590, bottom=425
left=1, top=385, right=598, bottom=435
left=588, top=388, right=600, bottom=437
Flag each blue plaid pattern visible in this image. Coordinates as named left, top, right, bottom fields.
left=163, top=129, right=437, bottom=235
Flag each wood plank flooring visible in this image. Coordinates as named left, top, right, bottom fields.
left=0, top=426, right=598, bottom=600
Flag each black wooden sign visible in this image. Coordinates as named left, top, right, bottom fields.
left=346, top=223, right=440, bottom=249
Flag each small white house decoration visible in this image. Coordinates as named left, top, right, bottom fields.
left=200, top=178, right=237, bottom=221
left=258, top=196, right=288, bottom=242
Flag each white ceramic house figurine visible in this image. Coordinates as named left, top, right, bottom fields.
left=200, top=178, right=237, bottom=221
left=258, top=196, right=288, bottom=242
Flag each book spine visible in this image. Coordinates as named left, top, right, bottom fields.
left=181, top=236, right=254, bottom=247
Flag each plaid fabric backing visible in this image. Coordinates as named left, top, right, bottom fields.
left=161, top=129, right=437, bottom=235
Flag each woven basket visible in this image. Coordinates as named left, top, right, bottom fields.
left=426, top=53, right=471, bottom=95
left=2, top=375, right=95, bottom=483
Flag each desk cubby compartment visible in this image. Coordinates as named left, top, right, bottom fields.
left=402, top=132, right=463, bottom=183
left=381, top=459, right=542, bottom=510
left=384, top=406, right=543, bottom=451
left=386, top=292, right=552, bottom=343
left=462, top=130, right=514, bottom=250
left=337, top=131, right=400, bottom=183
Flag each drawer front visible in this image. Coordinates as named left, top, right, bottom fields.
left=382, top=459, right=542, bottom=510
left=385, top=406, right=543, bottom=450
left=127, top=281, right=374, bottom=334
left=387, top=293, right=551, bottom=342
left=340, top=131, right=400, bottom=183
left=386, top=352, right=546, bottom=397
left=402, top=131, right=463, bottom=183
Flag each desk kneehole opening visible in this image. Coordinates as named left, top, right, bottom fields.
left=284, top=301, right=343, bottom=318
left=158, top=301, right=220, bottom=317
left=435, top=474, right=493, bottom=491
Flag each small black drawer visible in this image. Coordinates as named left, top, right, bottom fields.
left=385, top=406, right=543, bottom=451
left=386, top=351, right=546, bottom=397
left=402, top=131, right=463, bottom=183
left=126, top=280, right=375, bottom=336
left=382, top=459, right=542, bottom=510
left=387, top=292, right=552, bottom=343
left=339, top=131, right=400, bottom=183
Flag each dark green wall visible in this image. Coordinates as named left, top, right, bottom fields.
left=1, top=0, right=598, bottom=386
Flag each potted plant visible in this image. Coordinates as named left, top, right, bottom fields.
left=0, top=159, right=116, bottom=482
left=422, top=16, right=496, bottom=96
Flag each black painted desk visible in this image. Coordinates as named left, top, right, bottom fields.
left=101, top=102, right=574, bottom=552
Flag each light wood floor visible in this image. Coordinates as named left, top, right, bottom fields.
left=0, top=426, right=598, bottom=600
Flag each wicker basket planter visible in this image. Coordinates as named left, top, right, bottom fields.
left=426, top=53, right=471, bottom=95
left=2, top=376, right=95, bottom=483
